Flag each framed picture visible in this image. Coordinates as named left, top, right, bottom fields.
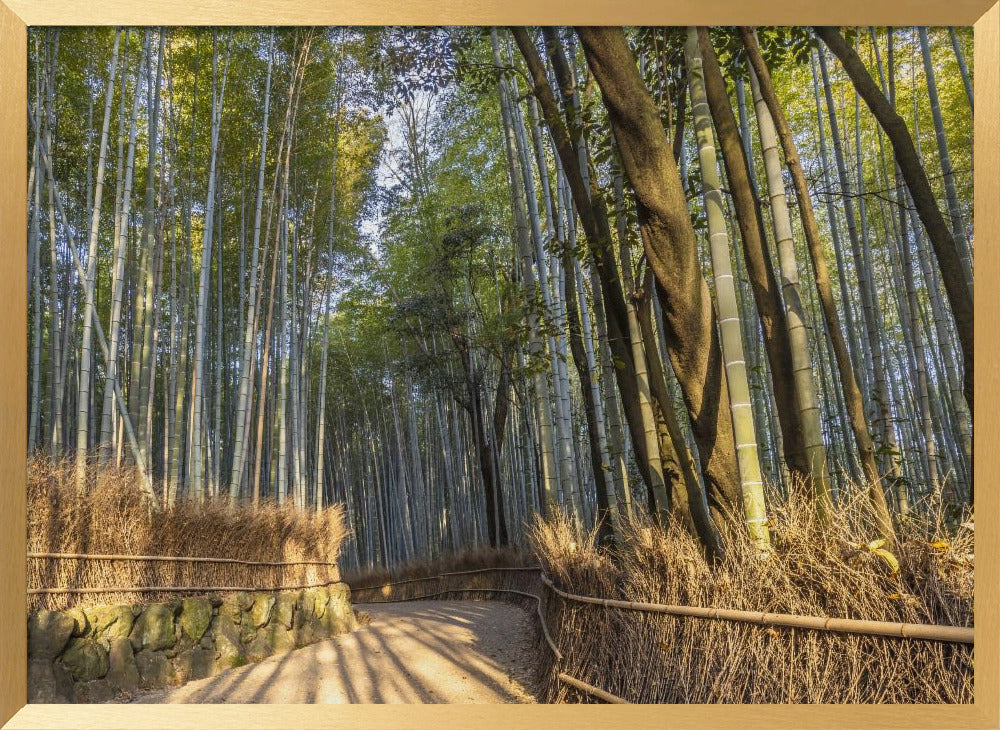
left=1, top=1, right=996, bottom=728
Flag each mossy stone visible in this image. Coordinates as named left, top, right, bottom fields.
left=218, top=595, right=243, bottom=624
left=272, top=591, right=297, bottom=629
left=27, top=610, right=75, bottom=660
left=134, top=649, right=175, bottom=688
left=211, top=614, right=245, bottom=672
left=243, top=631, right=274, bottom=663
left=266, top=621, right=298, bottom=655
left=74, top=679, right=115, bottom=704
left=129, top=601, right=179, bottom=652
left=248, top=594, right=275, bottom=629
left=329, top=582, right=351, bottom=602
left=26, top=659, right=74, bottom=703
left=173, top=647, right=215, bottom=683
left=302, top=586, right=330, bottom=619
left=321, top=602, right=357, bottom=635
left=66, top=608, right=89, bottom=637
left=178, top=597, right=213, bottom=642
left=61, top=637, right=109, bottom=682
left=106, top=637, right=139, bottom=692
left=84, top=604, right=135, bottom=640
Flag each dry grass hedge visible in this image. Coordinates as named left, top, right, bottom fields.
left=531, top=486, right=973, bottom=704
left=346, top=545, right=538, bottom=602
left=27, top=455, right=349, bottom=612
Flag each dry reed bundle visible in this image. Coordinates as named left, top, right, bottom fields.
left=27, top=455, right=349, bottom=612
left=347, top=546, right=539, bottom=603
left=530, top=485, right=973, bottom=704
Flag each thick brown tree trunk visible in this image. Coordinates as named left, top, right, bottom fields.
left=575, top=26, right=742, bottom=527
left=637, top=274, right=723, bottom=559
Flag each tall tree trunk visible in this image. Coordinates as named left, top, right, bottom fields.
left=44, top=30, right=65, bottom=452
left=562, top=245, right=620, bottom=543
left=75, top=29, right=121, bottom=490
left=948, top=27, right=974, bottom=112
left=513, top=27, right=659, bottom=505
left=918, top=27, right=974, bottom=298
left=809, top=55, right=866, bottom=394
left=494, top=29, right=558, bottom=519
left=189, top=33, right=229, bottom=502
left=685, top=28, right=769, bottom=546
left=28, top=84, right=42, bottom=452
left=36, top=119, right=155, bottom=501
left=132, top=30, right=164, bottom=470
left=100, top=34, right=147, bottom=462
left=575, top=26, right=744, bottom=533
left=315, top=70, right=340, bottom=510
left=743, top=60, right=832, bottom=510
left=230, top=31, right=275, bottom=494
left=616, top=183, right=670, bottom=522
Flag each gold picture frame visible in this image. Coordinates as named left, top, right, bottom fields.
left=1, top=2, right=996, bottom=727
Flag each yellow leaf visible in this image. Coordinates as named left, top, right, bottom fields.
left=927, top=540, right=949, bottom=550
left=871, top=547, right=900, bottom=574
left=867, top=539, right=886, bottom=551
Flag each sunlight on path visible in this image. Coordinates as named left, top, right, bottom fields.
left=128, top=601, right=537, bottom=704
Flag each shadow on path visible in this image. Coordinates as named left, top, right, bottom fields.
left=126, top=600, right=537, bottom=704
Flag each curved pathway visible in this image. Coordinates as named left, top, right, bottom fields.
left=129, top=601, right=537, bottom=704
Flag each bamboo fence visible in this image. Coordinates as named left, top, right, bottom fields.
left=26, top=551, right=344, bottom=612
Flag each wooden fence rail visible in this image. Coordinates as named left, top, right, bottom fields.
left=351, top=565, right=975, bottom=645
left=351, top=565, right=542, bottom=591
left=538, top=573, right=975, bottom=645
left=28, top=578, right=347, bottom=596
left=27, top=551, right=341, bottom=567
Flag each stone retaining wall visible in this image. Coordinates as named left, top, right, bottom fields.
left=27, top=583, right=358, bottom=703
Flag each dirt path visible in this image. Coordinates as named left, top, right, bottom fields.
left=129, top=601, right=537, bottom=704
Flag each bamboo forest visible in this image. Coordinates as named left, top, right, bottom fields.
left=25, top=26, right=975, bottom=704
